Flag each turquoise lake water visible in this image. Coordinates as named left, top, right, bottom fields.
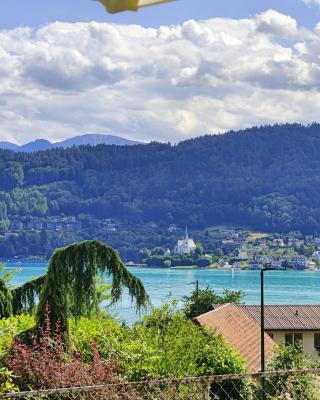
left=5, top=262, right=320, bottom=324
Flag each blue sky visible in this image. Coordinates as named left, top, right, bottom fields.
left=1, top=0, right=319, bottom=30
left=1, top=0, right=320, bottom=144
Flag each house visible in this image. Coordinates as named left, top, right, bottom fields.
left=26, top=220, right=43, bottom=231
left=65, top=216, right=76, bottom=223
left=49, top=216, right=62, bottom=223
left=174, top=227, right=196, bottom=254
left=195, top=303, right=276, bottom=372
left=291, top=256, right=308, bottom=270
left=240, top=305, right=320, bottom=357
left=312, top=251, right=320, bottom=262
left=231, top=261, right=243, bottom=269
left=168, top=224, right=177, bottom=233
left=288, top=238, right=304, bottom=248
left=308, top=261, right=317, bottom=270
left=102, top=218, right=117, bottom=232
left=66, top=220, right=83, bottom=231
left=10, top=220, right=24, bottom=230
left=272, top=238, right=285, bottom=247
left=248, top=260, right=264, bottom=270
left=47, top=217, right=63, bottom=231
left=236, top=249, right=249, bottom=261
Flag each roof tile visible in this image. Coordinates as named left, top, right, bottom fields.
left=195, top=303, right=276, bottom=373
left=240, top=305, right=320, bottom=331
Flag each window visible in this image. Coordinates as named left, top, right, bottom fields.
left=314, top=333, right=320, bottom=349
left=285, top=333, right=303, bottom=347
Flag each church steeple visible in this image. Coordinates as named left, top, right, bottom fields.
left=185, top=226, right=189, bottom=241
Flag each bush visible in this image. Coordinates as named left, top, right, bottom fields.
left=0, top=315, right=34, bottom=357
left=266, top=345, right=318, bottom=400
left=0, top=367, right=19, bottom=395
left=5, top=308, right=119, bottom=390
left=195, top=258, right=212, bottom=268
left=119, top=303, right=247, bottom=381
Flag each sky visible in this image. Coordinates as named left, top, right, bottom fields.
left=1, top=0, right=320, bottom=144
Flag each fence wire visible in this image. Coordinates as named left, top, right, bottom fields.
left=4, top=369, right=320, bottom=400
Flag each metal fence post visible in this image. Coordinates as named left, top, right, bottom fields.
left=204, top=378, right=211, bottom=400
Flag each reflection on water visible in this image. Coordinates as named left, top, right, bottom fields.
left=6, top=262, right=320, bottom=324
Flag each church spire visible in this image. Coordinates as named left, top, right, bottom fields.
left=185, top=226, right=189, bottom=241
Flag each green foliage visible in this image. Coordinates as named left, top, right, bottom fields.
left=0, top=307, right=248, bottom=394
left=11, top=275, right=46, bottom=316
left=0, top=367, right=19, bottom=394
left=0, top=265, right=13, bottom=319
left=2, top=124, right=320, bottom=258
left=116, top=303, right=247, bottom=381
left=182, top=287, right=244, bottom=319
left=0, top=315, right=34, bottom=357
left=0, top=162, right=24, bottom=190
left=266, top=345, right=318, bottom=400
left=35, top=240, right=149, bottom=336
left=0, top=279, right=12, bottom=319
left=0, top=241, right=148, bottom=343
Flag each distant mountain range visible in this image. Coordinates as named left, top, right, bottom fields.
left=0, top=134, right=141, bottom=152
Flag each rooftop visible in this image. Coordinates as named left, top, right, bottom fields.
left=195, top=303, right=276, bottom=373
left=240, top=305, right=320, bottom=331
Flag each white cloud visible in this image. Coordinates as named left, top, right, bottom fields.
left=304, top=0, right=320, bottom=6
left=0, top=11, right=320, bottom=144
left=255, top=9, right=298, bottom=39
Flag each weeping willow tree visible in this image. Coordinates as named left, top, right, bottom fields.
left=11, top=275, right=46, bottom=316
left=1, top=240, right=149, bottom=337
left=0, top=278, right=12, bottom=318
left=0, top=264, right=13, bottom=318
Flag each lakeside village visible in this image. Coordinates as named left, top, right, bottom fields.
left=3, top=215, right=320, bottom=271
left=137, top=225, right=320, bottom=270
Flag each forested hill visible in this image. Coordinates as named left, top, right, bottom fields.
left=1, top=123, right=320, bottom=240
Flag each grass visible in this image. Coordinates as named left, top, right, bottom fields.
left=247, top=232, right=270, bottom=242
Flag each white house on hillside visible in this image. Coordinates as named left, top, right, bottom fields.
left=174, top=227, right=196, bottom=254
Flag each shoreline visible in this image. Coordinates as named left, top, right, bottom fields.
left=1, top=259, right=318, bottom=272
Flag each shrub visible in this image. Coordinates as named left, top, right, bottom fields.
left=266, top=345, right=318, bottom=400
left=5, top=306, right=119, bottom=390
left=0, top=367, right=19, bottom=395
left=0, top=315, right=34, bottom=357
left=119, top=303, right=247, bottom=381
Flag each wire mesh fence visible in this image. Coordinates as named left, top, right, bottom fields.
left=3, top=369, right=320, bottom=400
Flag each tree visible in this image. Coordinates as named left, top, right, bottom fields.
left=121, top=303, right=247, bottom=381
left=182, top=287, right=244, bottom=319
left=265, top=345, right=317, bottom=400
left=0, top=265, right=13, bottom=319
left=194, top=244, right=204, bottom=256
left=3, top=241, right=149, bottom=338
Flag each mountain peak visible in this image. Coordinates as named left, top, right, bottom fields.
left=0, top=134, right=141, bottom=152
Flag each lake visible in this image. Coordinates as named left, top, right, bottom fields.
left=5, top=262, right=320, bottom=324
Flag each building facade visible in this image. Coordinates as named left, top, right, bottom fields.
left=174, top=227, right=196, bottom=254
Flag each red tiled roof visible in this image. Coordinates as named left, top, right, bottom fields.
left=240, top=305, right=320, bottom=331
left=195, top=303, right=276, bottom=373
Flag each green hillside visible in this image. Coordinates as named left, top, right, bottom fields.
left=1, top=123, right=320, bottom=258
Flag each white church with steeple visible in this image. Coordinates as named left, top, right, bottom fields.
left=174, top=227, right=197, bottom=254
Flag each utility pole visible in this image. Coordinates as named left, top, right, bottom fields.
left=195, top=280, right=199, bottom=316
left=260, top=269, right=265, bottom=374
left=260, top=265, right=276, bottom=400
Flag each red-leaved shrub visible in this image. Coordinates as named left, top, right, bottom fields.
left=5, top=304, right=119, bottom=390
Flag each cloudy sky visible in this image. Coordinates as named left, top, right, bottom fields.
left=1, top=0, right=320, bottom=144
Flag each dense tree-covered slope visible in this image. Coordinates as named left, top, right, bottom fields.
left=1, top=123, right=320, bottom=243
